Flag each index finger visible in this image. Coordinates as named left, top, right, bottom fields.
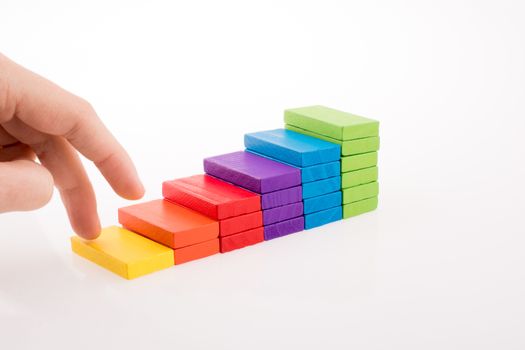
left=1, top=54, right=145, bottom=199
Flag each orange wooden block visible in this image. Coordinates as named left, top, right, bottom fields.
left=118, top=199, right=219, bottom=249
left=174, top=238, right=219, bottom=264
left=219, top=210, right=262, bottom=237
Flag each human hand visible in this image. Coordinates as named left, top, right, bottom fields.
left=0, top=53, right=144, bottom=239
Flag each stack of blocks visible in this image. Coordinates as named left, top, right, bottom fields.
left=118, top=199, right=220, bottom=264
left=285, top=106, right=380, bottom=218
left=162, top=175, right=264, bottom=253
left=244, top=129, right=342, bottom=229
left=203, top=151, right=304, bottom=240
left=70, top=105, right=379, bottom=279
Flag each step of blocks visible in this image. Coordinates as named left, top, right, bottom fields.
left=244, top=128, right=340, bottom=167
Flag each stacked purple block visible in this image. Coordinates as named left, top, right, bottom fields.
left=203, top=151, right=304, bottom=240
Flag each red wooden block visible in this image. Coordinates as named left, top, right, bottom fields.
left=163, top=174, right=261, bottom=220
left=219, top=210, right=262, bottom=237
left=174, top=238, right=220, bottom=264
left=118, top=199, right=219, bottom=249
left=220, top=227, right=264, bottom=253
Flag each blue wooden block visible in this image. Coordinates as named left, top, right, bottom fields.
left=303, top=191, right=342, bottom=214
left=246, top=150, right=340, bottom=183
left=302, top=176, right=341, bottom=199
left=244, top=129, right=341, bottom=167
left=301, top=161, right=340, bottom=183
left=304, top=206, right=342, bottom=229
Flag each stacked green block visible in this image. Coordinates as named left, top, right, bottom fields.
left=284, top=105, right=379, bottom=218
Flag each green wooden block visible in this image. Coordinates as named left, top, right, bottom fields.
left=342, top=166, right=378, bottom=189
left=343, top=197, right=378, bottom=218
left=342, top=182, right=379, bottom=204
left=285, top=124, right=380, bottom=156
left=341, top=152, right=377, bottom=172
left=284, top=105, right=379, bottom=141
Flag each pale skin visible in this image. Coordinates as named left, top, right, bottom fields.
left=0, top=53, right=144, bottom=239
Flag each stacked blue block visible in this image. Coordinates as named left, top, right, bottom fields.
left=245, top=129, right=342, bottom=229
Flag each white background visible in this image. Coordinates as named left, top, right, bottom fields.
left=1, top=0, right=524, bottom=349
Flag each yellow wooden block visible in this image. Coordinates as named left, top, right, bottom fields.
left=71, top=226, right=174, bottom=279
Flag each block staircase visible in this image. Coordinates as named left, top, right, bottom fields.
left=71, top=105, right=380, bottom=279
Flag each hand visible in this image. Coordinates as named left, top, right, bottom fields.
left=0, top=53, right=144, bottom=239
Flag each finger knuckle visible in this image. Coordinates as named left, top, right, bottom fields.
left=76, top=98, right=96, bottom=118
left=64, top=97, right=96, bottom=139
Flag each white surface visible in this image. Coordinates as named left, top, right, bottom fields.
left=1, top=1, right=525, bottom=349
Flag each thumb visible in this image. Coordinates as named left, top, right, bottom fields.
left=0, top=159, right=54, bottom=212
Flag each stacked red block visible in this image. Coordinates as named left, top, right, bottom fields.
left=163, top=175, right=264, bottom=253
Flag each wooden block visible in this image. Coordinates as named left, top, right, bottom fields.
left=286, top=124, right=380, bottom=156
left=204, top=151, right=301, bottom=194
left=261, top=185, right=302, bottom=209
left=300, top=161, right=340, bottom=183
left=220, top=227, right=264, bottom=253
left=342, top=182, right=379, bottom=204
left=302, top=176, right=341, bottom=199
left=220, top=210, right=262, bottom=237
left=303, top=191, right=342, bottom=214
left=248, top=150, right=340, bottom=183
left=244, top=128, right=340, bottom=167
left=70, top=226, right=174, bottom=280
left=174, top=238, right=219, bottom=265
left=118, top=199, right=219, bottom=249
left=343, top=197, right=378, bottom=218
left=342, top=166, right=378, bottom=189
left=264, top=216, right=304, bottom=240
left=284, top=105, right=379, bottom=140
left=341, top=152, right=378, bottom=172
left=262, top=202, right=303, bottom=225
left=163, top=174, right=260, bottom=220
left=304, top=206, right=342, bottom=229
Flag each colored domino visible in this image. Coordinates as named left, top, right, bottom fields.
left=219, top=210, right=262, bottom=236
left=162, top=174, right=260, bottom=220
left=341, top=166, right=378, bottom=188
left=302, top=176, right=342, bottom=199
left=264, top=216, right=305, bottom=240
left=118, top=199, right=219, bottom=249
left=305, top=206, right=343, bottom=229
left=204, top=151, right=301, bottom=193
left=174, top=238, right=220, bottom=264
left=244, top=129, right=340, bottom=167
left=262, top=202, right=303, bottom=225
left=220, top=227, right=265, bottom=253
left=285, top=105, right=379, bottom=140
left=261, top=185, right=302, bottom=209
left=342, top=182, right=379, bottom=204
left=285, top=124, right=380, bottom=156
left=303, top=191, right=342, bottom=214
left=70, top=226, right=174, bottom=279
left=343, top=197, right=378, bottom=218
left=341, top=152, right=378, bottom=172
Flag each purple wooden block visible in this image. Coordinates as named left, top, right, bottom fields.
left=204, top=151, right=301, bottom=194
left=261, top=185, right=302, bottom=209
left=264, top=216, right=305, bottom=240
left=263, top=202, right=303, bottom=225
